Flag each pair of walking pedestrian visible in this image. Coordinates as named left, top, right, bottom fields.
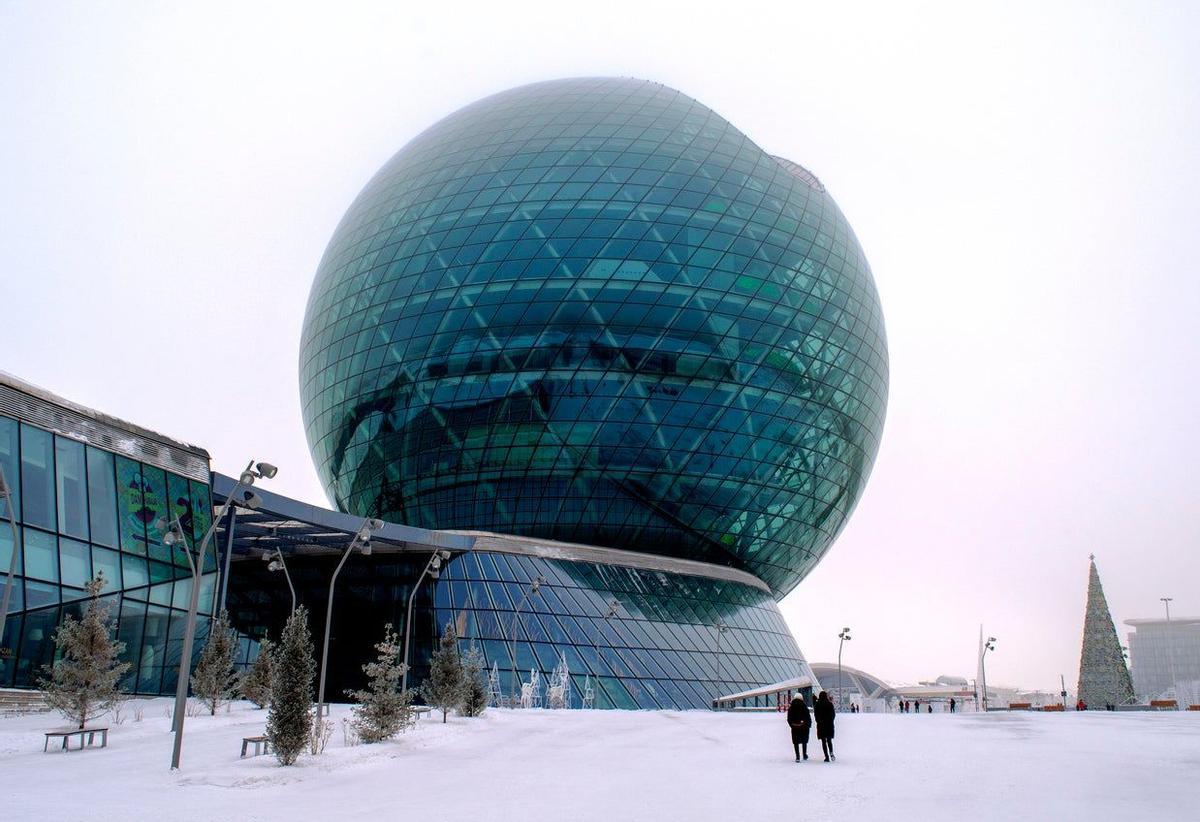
left=787, top=691, right=836, bottom=763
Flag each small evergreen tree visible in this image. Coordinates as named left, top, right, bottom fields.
left=348, top=624, right=413, bottom=743
left=39, top=575, right=130, bottom=729
left=421, top=621, right=465, bottom=723
left=240, top=637, right=274, bottom=709
left=266, top=606, right=315, bottom=765
left=460, top=644, right=489, bottom=717
left=191, top=610, right=238, bottom=716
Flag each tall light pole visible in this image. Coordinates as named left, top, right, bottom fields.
left=317, top=517, right=383, bottom=716
left=159, top=458, right=276, bottom=770
left=509, top=576, right=547, bottom=704
left=400, top=549, right=452, bottom=694
left=713, top=619, right=729, bottom=698
left=263, top=547, right=296, bottom=613
left=837, top=628, right=852, bottom=707
left=980, top=636, right=996, bottom=711
left=1161, top=597, right=1179, bottom=707
left=0, top=464, right=21, bottom=661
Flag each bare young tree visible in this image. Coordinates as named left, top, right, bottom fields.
left=191, top=610, right=239, bottom=715
left=349, top=624, right=413, bottom=743
left=421, top=621, right=465, bottom=723
left=266, top=606, right=315, bottom=765
left=39, top=575, right=130, bottom=729
left=460, top=645, right=489, bottom=717
left=240, top=637, right=274, bottom=709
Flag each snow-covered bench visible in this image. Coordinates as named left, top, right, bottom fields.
left=412, top=706, right=432, bottom=720
left=240, top=735, right=271, bottom=758
left=44, top=727, right=108, bottom=752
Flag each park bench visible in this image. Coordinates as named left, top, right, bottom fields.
left=1008, top=702, right=1032, bottom=710
left=1150, top=700, right=1177, bottom=710
left=44, top=727, right=108, bottom=752
left=1186, top=705, right=1200, bottom=711
left=240, top=735, right=271, bottom=758
left=413, top=706, right=433, bottom=720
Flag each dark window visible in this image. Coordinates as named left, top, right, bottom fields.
left=55, top=436, right=88, bottom=539
left=86, top=447, right=118, bottom=548
left=19, top=425, right=55, bottom=530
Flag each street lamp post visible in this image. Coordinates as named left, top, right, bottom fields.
left=159, top=459, right=276, bottom=769
left=264, top=547, right=296, bottom=613
left=980, top=636, right=996, bottom=711
left=0, top=465, right=22, bottom=661
left=509, top=576, right=547, bottom=705
left=1161, top=597, right=1179, bottom=708
left=837, top=628, right=852, bottom=707
left=316, top=517, right=383, bottom=717
left=400, top=549, right=452, bottom=694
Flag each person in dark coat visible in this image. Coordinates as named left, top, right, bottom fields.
left=786, top=695, right=811, bottom=761
left=814, top=690, right=836, bottom=762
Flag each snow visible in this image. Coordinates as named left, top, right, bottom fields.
left=1, top=701, right=1197, bottom=821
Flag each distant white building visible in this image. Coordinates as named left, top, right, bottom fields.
left=1125, top=616, right=1200, bottom=702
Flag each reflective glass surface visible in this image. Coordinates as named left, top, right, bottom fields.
left=0, top=414, right=227, bottom=693
left=227, top=548, right=809, bottom=709
left=300, top=77, right=888, bottom=596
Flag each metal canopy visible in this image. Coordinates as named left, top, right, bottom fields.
left=210, top=472, right=474, bottom=562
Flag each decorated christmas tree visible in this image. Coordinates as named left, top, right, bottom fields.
left=1076, top=556, right=1136, bottom=708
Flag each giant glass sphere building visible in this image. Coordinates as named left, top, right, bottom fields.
left=297, top=78, right=888, bottom=707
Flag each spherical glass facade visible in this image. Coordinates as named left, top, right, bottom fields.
left=300, top=77, right=887, bottom=597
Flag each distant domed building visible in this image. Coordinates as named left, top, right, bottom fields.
left=294, top=77, right=889, bottom=705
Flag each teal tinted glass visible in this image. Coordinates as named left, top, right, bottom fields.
left=92, top=546, right=121, bottom=591
left=23, top=528, right=58, bottom=582
left=19, top=426, right=55, bottom=530
left=59, top=537, right=91, bottom=587
left=54, top=436, right=88, bottom=539
left=0, top=522, right=19, bottom=576
left=85, top=447, right=118, bottom=548
left=299, top=78, right=888, bottom=596
left=0, top=416, right=18, bottom=521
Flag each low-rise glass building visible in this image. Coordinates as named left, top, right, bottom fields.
left=0, top=373, right=229, bottom=693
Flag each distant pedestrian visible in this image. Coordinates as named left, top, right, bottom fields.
left=815, top=690, right=837, bottom=762
left=904, top=700, right=910, bottom=713
left=950, top=697, right=956, bottom=713
left=913, top=699, right=920, bottom=713
left=927, top=704, right=932, bottom=714
left=786, top=695, right=811, bottom=762
left=1076, top=699, right=1087, bottom=711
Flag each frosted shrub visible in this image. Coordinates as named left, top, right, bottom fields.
left=421, top=622, right=465, bottom=723
left=240, top=638, right=274, bottom=709
left=349, top=624, right=414, bottom=743
left=191, top=610, right=239, bottom=716
left=460, top=645, right=488, bottom=718
left=39, top=575, right=130, bottom=729
left=266, top=606, right=316, bottom=766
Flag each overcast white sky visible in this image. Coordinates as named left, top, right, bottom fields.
left=2, top=1, right=1198, bottom=692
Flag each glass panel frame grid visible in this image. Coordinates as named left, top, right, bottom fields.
left=300, top=77, right=888, bottom=598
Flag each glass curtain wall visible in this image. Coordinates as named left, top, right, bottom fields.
left=0, top=414, right=221, bottom=693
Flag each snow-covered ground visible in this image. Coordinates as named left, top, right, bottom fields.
left=1, top=701, right=1196, bottom=821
